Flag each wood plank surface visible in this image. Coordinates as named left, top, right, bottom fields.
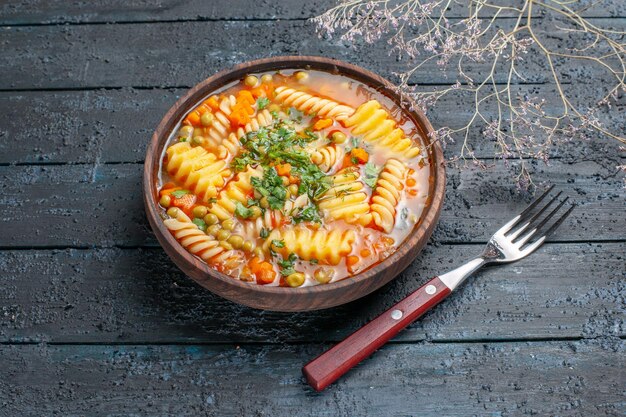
left=1, top=340, right=623, bottom=416
left=0, top=83, right=623, bottom=165
left=0, top=243, right=623, bottom=344
left=0, top=0, right=622, bottom=25
left=0, top=159, right=622, bottom=248
left=1, top=18, right=624, bottom=90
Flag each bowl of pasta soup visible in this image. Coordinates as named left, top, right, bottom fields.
left=144, top=56, right=445, bottom=311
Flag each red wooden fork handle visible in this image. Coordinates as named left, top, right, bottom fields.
left=302, top=276, right=451, bottom=391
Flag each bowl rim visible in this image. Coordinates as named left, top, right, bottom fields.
left=143, top=55, right=445, bottom=303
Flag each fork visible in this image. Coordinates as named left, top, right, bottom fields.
left=303, top=186, right=575, bottom=391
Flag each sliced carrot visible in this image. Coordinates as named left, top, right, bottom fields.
left=350, top=148, right=369, bottom=164
left=204, top=96, right=220, bottom=112
left=255, top=263, right=276, bottom=285
left=171, top=193, right=196, bottom=212
left=407, top=188, right=418, bottom=197
left=346, top=255, right=360, bottom=274
left=249, top=87, right=266, bottom=99
left=275, top=163, right=292, bottom=176
left=406, top=177, right=417, bottom=187
left=159, top=186, right=182, bottom=197
left=360, top=249, right=371, bottom=258
left=312, top=118, right=333, bottom=131
left=184, top=111, right=201, bottom=127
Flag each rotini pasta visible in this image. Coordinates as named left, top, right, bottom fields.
left=158, top=69, right=429, bottom=287
left=345, top=100, right=421, bottom=159
left=370, top=159, right=407, bottom=233
left=316, top=167, right=372, bottom=226
left=274, top=86, right=355, bottom=121
left=164, top=212, right=237, bottom=264
left=263, top=226, right=356, bottom=265
left=208, top=166, right=262, bottom=221
left=165, top=142, right=231, bottom=202
left=309, top=144, right=344, bottom=173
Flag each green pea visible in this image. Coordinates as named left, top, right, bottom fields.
left=242, top=241, right=254, bottom=252
left=253, top=247, right=264, bottom=258
left=193, top=205, right=208, bottom=219
left=261, top=74, right=273, bottom=84
left=295, top=71, right=309, bottom=82
left=192, top=136, right=205, bottom=146
left=331, top=131, right=347, bottom=144
left=204, top=213, right=219, bottom=225
left=200, top=112, right=214, bottom=127
left=268, top=104, right=281, bottom=113
left=314, top=268, right=333, bottom=284
left=286, top=272, right=306, bottom=287
left=244, top=75, right=258, bottom=87
left=288, top=184, right=299, bottom=196
left=220, top=241, right=233, bottom=250
left=222, top=219, right=235, bottom=231
left=227, top=235, right=244, bottom=249
left=216, top=229, right=231, bottom=241
left=250, top=206, right=262, bottom=219
left=259, top=197, right=269, bottom=209
left=207, top=224, right=221, bottom=236
left=178, top=125, right=194, bottom=136
left=166, top=207, right=179, bottom=218
left=159, top=195, right=171, bottom=208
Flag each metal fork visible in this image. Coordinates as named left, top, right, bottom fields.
left=303, top=186, right=575, bottom=391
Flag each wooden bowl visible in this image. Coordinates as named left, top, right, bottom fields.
left=144, top=56, right=445, bottom=312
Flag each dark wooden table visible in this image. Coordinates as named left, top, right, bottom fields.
left=1, top=1, right=624, bottom=416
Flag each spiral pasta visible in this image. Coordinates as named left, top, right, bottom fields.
left=222, top=109, right=274, bottom=157
left=345, top=100, right=420, bottom=159
left=274, top=86, right=355, bottom=121
left=165, top=142, right=231, bottom=202
left=263, top=226, right=356, bottom=265
left=164, top=212, right=236, bottom=264
left=316, top=167, right=372, bottom=226
left=208, top=166, right=262, bottom=221
left=371, top=159, right=407, bottom=233
left=309, top=144, right=344, bottom=173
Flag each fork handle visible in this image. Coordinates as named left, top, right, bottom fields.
left=302, top=276, right=451, bottom=391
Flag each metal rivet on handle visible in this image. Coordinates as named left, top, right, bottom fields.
left=391, top=309, right=403, bottom=320
left=425, top=285, right=437, bottom=295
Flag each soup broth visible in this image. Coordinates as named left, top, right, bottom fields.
left=157, top=69, right=431, bottom=287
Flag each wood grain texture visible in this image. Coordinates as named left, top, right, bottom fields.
left=0, top=160, right=622, bottom=248
left=0, top=18, right=624, bottom=90
left=0, top=83, right=622, bottom=165
left=1, top=243, right=622, bottom=344
left=8, top=0, right=607, bottom=25
left=1, top=340, right=623, bottom=416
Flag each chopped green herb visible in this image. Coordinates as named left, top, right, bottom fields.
left=234, top=202, right=254, bottom=219
left=171, top=190, right=190, bottom=198
left=251, top=167, right=287, bottom=210
left=260, top=228, right=269, bottom=239
left=288, top=107, right=303, bottom=122
left=293, top=205, right=322, bottom=224
left=309, top=259, right=319, bottom=265
left=207, top=197, right=218, bottom=204
left=192, top=218, right=207, bottom=231
left=256, top=97, right=270, bottom=110
left=350, top=136, right=360, bottom=148
left=271, top=239, right=285, bottom=249
left=363, top=162, right=380, bottom=188
left=278, top=253, right=298, bottom=276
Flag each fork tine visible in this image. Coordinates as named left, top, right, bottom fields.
left=520, top=203, right=576, bottom=254
left=498, top=185, right=555, bottom=235
left=518, top=185, right=555, bottom=219
left=507, top=190, right=561, bottom=239
left=540, top=203, right=576, bottom=240
left=527, top=196, right=570, bottom=236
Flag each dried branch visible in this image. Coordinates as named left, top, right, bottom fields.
left=314, top=0, right=626, bottom=189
